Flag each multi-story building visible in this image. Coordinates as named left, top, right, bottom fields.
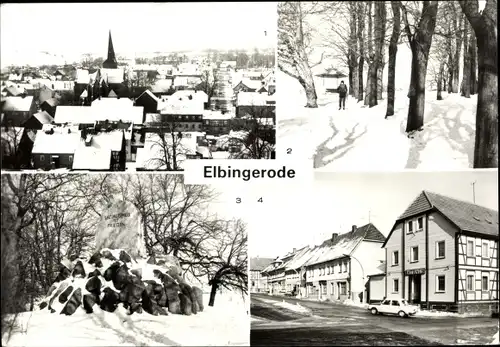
left=250, top=257, right=274, bottom=293
left=303, top=224, right=386, bottom=303
left=382, top=190, right=499, bottom=314
left=210, top=63, right=234, bottom=113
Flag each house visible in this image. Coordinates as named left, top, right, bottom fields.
left=0, top=95, right=37, bottom=127
left=135, top=131, right=211, bottom=171
left=3, top=85, right=27, bottom=97
left=1, top=127, right=35, bottom=169
left=54, top=106, right=94, bottom=125
left=150, top=79, right=174, bottom=96
left=382, top=190, right=498, bottom=314
left=236, top=92, right=276, bottom=124
left=134, top=89, right=159, bottom=115
left=40, top=97, right=59, bottom=117
left=72, top=130, right=126, bottom=171
left=38, top=85, right=58, bottom=104
left=210, top=67, right=234, bottom=113
left=31, top=125, right=81, bottom=170
left=23, top=111, right=54, bottom=130
left=302, top=224, right=386, bottom=304
left=202, top=110, right=232, bottom=136
left=250, top=257, right=275, bottom=293
left=366, top=261, right=387, bottom=304
left=220, top=61, right=237, bottom=70
left=54, top=70, right=66, bottom=81
left=233, top=78, right=266, bottom=93
left=155, top=97, right=204, bottom=132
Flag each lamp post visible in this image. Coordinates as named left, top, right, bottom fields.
left=344, top=253, right=365, bottom=304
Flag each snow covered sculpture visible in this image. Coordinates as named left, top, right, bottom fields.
left=95, top=201, right=147, bottom=258
left=38, top=248, right=204, bottom=318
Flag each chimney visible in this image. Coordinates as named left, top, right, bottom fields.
left=293, top=248, right=296, bottom=253
left=351, top=225, right=357, bottom=233
left=331, top=233, right=338, bottom=242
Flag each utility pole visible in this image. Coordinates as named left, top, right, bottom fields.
left=471, top=181, right=476, bottom=204
left=369, top=210, right=371, bottom=223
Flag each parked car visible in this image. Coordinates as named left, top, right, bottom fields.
left=368, top=298, right=419, bottom=318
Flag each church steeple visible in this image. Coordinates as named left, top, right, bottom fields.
left=103, top=30, right=118, bottom=69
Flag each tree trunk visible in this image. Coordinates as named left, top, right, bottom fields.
left=460, top=0, right=498, bottom=168
left=470, top=30, right=477, bottom=95
left=357, top=2, right=365, bottom=102
left=208, top=282, right=218, bottom=307
left=452, top=9, right=463, bottom=93
left=437, top=61, right=444, bottom=100
left=461, top=20, right=471, bottom=98
left=365, top=1, right=375, bottom=106
left=377, top=64, right=384, bottom=100
left=375, top=1, right=387, bottom=101
left=405, top=1, right=438, bottom=133
left=386, top=0, right=401, bottom=118
left=349, top=3, right=359, bottom=99
left=367, top=64, right=378, bottom=107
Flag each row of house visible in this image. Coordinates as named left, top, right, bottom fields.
left=252, top=191, right=499, bottom=315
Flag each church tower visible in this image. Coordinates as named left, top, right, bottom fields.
left=103, top=30, right=118, bottom=69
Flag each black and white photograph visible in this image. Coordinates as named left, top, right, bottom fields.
left=277, top=1, right=497, bottom=170
left=1, top=173, right=249, bottom=346
left=0, top=2, right=276, bottom=172
left=250, top=170, right=499, bottom=345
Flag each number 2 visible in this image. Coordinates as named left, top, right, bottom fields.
left=286, top=148, right=292, bottom=154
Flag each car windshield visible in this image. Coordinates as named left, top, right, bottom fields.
left=401, top=300, right=409, bottom=305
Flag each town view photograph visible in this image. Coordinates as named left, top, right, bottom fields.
left=250, top=170, right=499, bottom=345
left=0, top=2, right=276, bottom=172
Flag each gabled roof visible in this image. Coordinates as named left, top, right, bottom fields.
left=236, top=92, right=275, bottom=107
left=72, top=130, right=124, bottom=170
left=31, top=127, right=81, bottom=154
left=250, top=257, right=274, bottom=271
left=108, top=90, right=118, bottom=98
left=54, top=106, right=94, bottom=124
left=305, top=223, right=385, bottom=267
left=3, top=85, right=27, bottom=97
left=1, top=96, right=34, bottom=112
left=42, top=98, right=59, bottom=107
left=32, top=111, right=54, bottom=124
left=285, top=247, right=315, bottom=271
left=383, top=190, right=499, bottom=247
left=137, top=89, right=160, bottom=103
left=234, top=78, right=264, bottom=91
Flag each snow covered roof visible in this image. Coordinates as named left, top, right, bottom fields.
left=76, top=69, right=90, bottom=84
left=33, top=110, right=54, bottom=124
left=283, top=247, right=314, bottom=271
left=172, top=90, right=208, bottom=103
left=1, top=96, right=34, bottom=112
left=159, top=99, right=204, bottom=115
left=150, top=79, right=173, bottom=94
left=250, top=257, right=274, bottom=271
left=72, top=131, right=123, bottom=170
left=3, top=85, right=27, bottom=96
left=235, top=78, right=264, bottom=91
left=138, top=89, right=160, bottom=103
left=54, top=106, right=93, bottom=124
left=305, top=224, right=385, bottom=267
left=220, top=61, right=237, bottom=68
left=236, top=92, right=275, bottom=107
left=31, top=127, right=81, bottom=154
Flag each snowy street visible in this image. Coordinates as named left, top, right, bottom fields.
left=251, top=294, right=499, bottom=346
left=277, top=71, right=476, bottom=170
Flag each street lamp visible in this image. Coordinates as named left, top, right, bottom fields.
left=344, top=253, right=365, bottom=304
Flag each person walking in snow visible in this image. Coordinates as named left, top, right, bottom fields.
left=338, top=80, right=348, bottom=110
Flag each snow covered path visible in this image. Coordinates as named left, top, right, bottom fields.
left=277, top=72, right=476, bottom=170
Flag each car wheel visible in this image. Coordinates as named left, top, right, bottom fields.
left=398, top=310, right=407, bottom=318
left=370, top=308, right=378, bottom=315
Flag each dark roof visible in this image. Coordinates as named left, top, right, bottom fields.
left=250, top=257, right=274, bottom=271
left=320, top=223, right=386, bottom=247
left=42, top=98, right=59, bottom=107
left=33, top=111, right=54, bottom=124
left=384, top=191, right=498, bottom=247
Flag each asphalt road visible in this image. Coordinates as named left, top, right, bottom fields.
left=251, top=294, right=499, bottom=346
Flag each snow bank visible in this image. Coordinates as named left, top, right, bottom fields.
left=2, top=292, right=248, bottom=347
left=414, top=310, right=485, bottom=318
left=273, top=300, right=311, bottom=315
left=342, top=299, right=368, bottom=309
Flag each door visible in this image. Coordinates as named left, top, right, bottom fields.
left=409, top=275, right=422, bottom=304
left=51, top=155, right=60, bottom=169
left=379, top=299, right=391, bottom=314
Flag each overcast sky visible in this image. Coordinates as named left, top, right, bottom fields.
left=0, top=2, right=276, bottom=66
left=243, top=170, right=498, bottom=259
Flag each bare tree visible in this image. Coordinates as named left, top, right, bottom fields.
left=461, top=17, right=471, bottom=98
left=278, top=1, right=325, bottom=108
left=357, top=1, right=366, bottom=102
left=386, top=1, right=402, bottom=118
left=402, top=1, right=439, bottom=133
left=198, top=68, right=218, bottom=108
left=459, top=0, right=498, bottom=168
left=376, top=1, right=388, bottom=101
left=364, top=1, right=375, bottom=106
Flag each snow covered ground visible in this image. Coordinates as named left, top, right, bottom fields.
left=277, top=71, right=476, bottom=170
left=273, top=301, right=311, bottom=315
left=2, top=292, right=249, bottom=347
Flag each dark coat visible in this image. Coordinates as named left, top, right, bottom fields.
left=338, top=83, right=348, bottom=96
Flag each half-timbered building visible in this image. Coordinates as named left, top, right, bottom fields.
left=382, top=191, right=498, bottom=314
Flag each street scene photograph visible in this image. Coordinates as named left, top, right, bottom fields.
left=277, top=0, right=497, bottom=170
left=1, top=173, right=248, bottom=346
left=0, top=2, right=276, bottom=172
left=250, top=170, right=499, bottom=345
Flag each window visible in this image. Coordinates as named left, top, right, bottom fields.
left=382, top=300, right=390, bottom=306
left=482, top=276, right=489, bottom=291
left=467, top=240, right=474, bottom=256
left=436, top=275, right=445, bottom=292
left=321, top=284, right=327, bottom=295
left=417, top=217, right=423, bottom=230
left=483, top=242, right=489, bottom=258
left=408, top=221, right=413, bottom=233
left=410, top=246, right=419, bottom=262
left=392, top=251, right=399, bottom=266
left=40, top=155, right=45, bottom=161
left=393, top=279, right=399, bottom=293
left=338, top=263, right=341, bottom=273
left=436, top=241, right=445, bottom=259
left=327, top=266, right=330, bottom=275
left=343, top=262, right=348, bottom=273
left=391, top=300, right=401, bottom=306
left=68, top=155, right=73, bottom=162
left=467, top=275, right=474, bottom=291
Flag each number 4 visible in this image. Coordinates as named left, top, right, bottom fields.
left=258, top=197, right=263, bottom=203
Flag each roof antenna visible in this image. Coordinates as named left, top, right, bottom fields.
left=471, top=181, right=476, bottom=204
